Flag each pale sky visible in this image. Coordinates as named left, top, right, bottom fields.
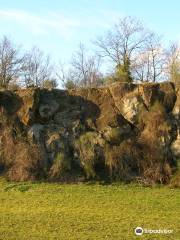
left=0, top=0, right=180, bottom=65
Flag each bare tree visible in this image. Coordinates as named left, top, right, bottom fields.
left=146, top=33, right=166, bottom=82
left=71, top=43, right=102, bottom=87
left=22, top=47, right=53, bottom=87
left=166, top=42, right=180, bottom=83
left=57, top=43, right=102, bottom=89
left=133, top=32, right=166, bottom=82
left=0, top=36, right=23, bottom=88
left=94, top=16, right=148, bottom=81
left=55, top=61, right=77, bottom=89
left=132, top=51, right=151, bottom=82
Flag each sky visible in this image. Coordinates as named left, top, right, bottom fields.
left=0, top=0, right=180, bottom=66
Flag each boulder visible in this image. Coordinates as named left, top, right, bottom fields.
left=119, top=93, right=146, bottom=124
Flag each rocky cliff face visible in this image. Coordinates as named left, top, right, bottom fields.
left=0, top=82, right=180, bottom=183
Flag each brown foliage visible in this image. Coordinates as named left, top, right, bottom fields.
left=105, top=140, right=142, bottom=181
left=170, top=170, right=180, bottom=188
left=7, top=142, right=42, bottom=181
left=0, top=112, right=42, bottom=181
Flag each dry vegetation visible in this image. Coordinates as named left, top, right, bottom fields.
left=0, top=109, right=42, bottom=181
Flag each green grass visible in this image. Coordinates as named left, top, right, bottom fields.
left=0, top=178, right=179, bottom=240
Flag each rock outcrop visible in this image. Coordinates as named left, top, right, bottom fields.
left=0, top=82, right=179, bottom=183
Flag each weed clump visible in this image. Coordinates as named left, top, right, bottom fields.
left=75, top=132, right=104, bottom=178
left=48, top=152, right=71, bottom=180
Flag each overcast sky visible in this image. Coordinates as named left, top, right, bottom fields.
left=0, top=0, right=180, bottom=65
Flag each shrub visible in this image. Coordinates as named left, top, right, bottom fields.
left=0, top=111, right=43, bottom=181
left=42, top=79, right=58, bottom=89
left=48, top=152, right=71, bottom=180
left=104, top=140, right=142, bottom=181
left=137, top=100, right=174, bottom=184
left=104, top=135, right=173, bottom=184
left=65, top=80, right=76, bottom=90
left=138, top=137, right=173, bottom=184
left=75, top=132, right=104, bottom=178
left=7, top=83, right=20, bottom=91
left=103, top=127, right=129, bottom=144
left=7, top=142, right=42, bottom=181
left=170, top=169, right=180, bottom=188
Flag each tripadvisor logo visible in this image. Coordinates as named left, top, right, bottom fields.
left=135, top=227, right=143, bottom=235
left=134, top=226, right=173, bottom=235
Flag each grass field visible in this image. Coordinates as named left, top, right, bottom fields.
left=0, top=178, right=179, bottom=240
